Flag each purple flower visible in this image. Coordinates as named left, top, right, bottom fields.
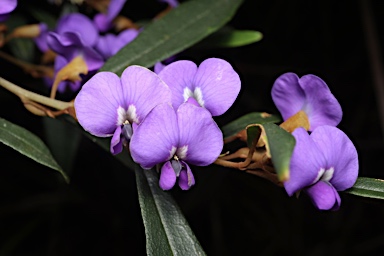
left=0, top=0, right=17, bottom=22
left=158, top=58, right=241, bottom=116
left=130, top=101, right=223, bottom=190
left=74, top=66, right=171, bottom=155
left=158, top=0, right=179, bottom=8
left=272, top=73, right=342, bottom=131
left=47, top=13, right=104, bottom=72
left=94, top=0, right=126, bottom=32
left=285, top=126, right=358, bottom=210
left=95, top=28, right=139, bottom=59
left=34, top=23, right=50, bottom=53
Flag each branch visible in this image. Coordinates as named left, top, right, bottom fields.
left=0, top=77, right=73, bottom=110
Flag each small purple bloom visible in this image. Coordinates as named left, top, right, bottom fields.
left=94, top=0, right=126, bottom=32
left=95, top=28, right=139, bottom=59
left=285, top=126, right=358, bottom=210
left=0, top=0, right=17, bottom=22
left=130, top=102, right=223, bottom=190
left=47, top=13, right=104, bottom=72
left=34, top=23, right=50, bottom=53
left=74, top=66, right=171, bottom=155
left=272, top=73, right=342, bottom=131
left=158, top=58, right=241, bottom=116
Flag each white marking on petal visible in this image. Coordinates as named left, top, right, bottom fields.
left=183, top=87, right=194, bottom=102
left=169, top=146, right=177, bottom=160
left=177, top=145, right=188, bottom=159
left=117, top=106, right=127, bottom=125
left=127, top=104, right=139, bottom=123
left=193, top=87, right=205, bottom=107
left=321, top=167, right=334, bottom=182
left=312, top=168, right=325, bottom=184
left=312, top=167, right=335, bottom=184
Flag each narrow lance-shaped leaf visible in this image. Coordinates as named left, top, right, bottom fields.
left=345, top=177, right=384, bottom=200
left=136, top=166, right=206, bottom=256
left=0, top=118, right=69, bottom=183
left=195, top=27, right=263, bottom=49
left=69, top=118, right=205, bottom=255
left=222, top=112, right=281, bottom=140
left=100, top=0, right=244, bottom=75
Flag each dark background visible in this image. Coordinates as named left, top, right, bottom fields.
left=1, top=0, right=384, bottom=255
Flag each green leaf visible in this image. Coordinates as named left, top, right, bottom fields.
left=195, top=28, right=263, bottom=49
left=100, top=0, right=244, bottom=75
left=222, top=112, right=281, bottom=139
left=246, top=125, right=262, bottom=148
left=345, top=177, right=384, bottom=200
left=0, top=118, right=69, bottom=183
left=136, top=166, right=206, bottom=256
left=262, top=123, right=295, bottom=181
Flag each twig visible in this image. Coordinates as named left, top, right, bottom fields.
left=0, top=77, right=73, bottom=110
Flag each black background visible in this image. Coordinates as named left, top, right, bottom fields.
left=1, top=0, right=384, bottom=255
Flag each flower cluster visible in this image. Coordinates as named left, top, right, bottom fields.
left=272, top=73, right=358, bottom=210
left=75, top=58, right=241, bottom=190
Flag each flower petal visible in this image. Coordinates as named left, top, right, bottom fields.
left=299, top=75, right=342, bottom=130
left=74, top=72, right=125, bottom=137
left=110, top=126, right=123, bottom=155
left=193, top=58, right=241, bottom=116
left=310, top=125, right=359, bottom=191
left=107, top=0, right=126, bottom=21
left=130, top=103, right=179, bottom=169
left=271, top=72, right=305, bottom=121
left=158, top=60, right=197, bottom=111
left=0, top=0, right=17, bottom=13
left=305, top=181, right=340, bottom=210
left=178, top=161, right=195, bottom=190
left=120, top=65, right=171, bottom=123
left=56, top=13, right=98, bottom=46
left=177, top=102, right=223, bottom=166
left=34, top=23, right=49, bottom=53
left=159, top=161, right=177, bottom=190
left=82, top=46, right=105, bottom=72
left=284, top=127, right=326, bottom=196
left=47, top=32, right=80, bottom=61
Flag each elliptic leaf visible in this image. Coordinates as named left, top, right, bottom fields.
left=100, top=0, right=244, bottom=75
left=0, top=118, right=68, bottom=183
left=345, top=177, right=384, bottom=200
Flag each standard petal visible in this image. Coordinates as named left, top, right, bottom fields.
left=110, top=126, right=123, bottom=155
left=47, top=32, right=82, bottom=61
left=305, top=181, right=340, bottom=210
left=310, top=125, right=359, bottom=191
left=34, top=23, right=49, bottom=52
left=177, top=103, right=223, bottom=166
left=159, top=161, right=177, bottom=190
left=178, top=162, right=195, bottom=190
left=193, top=58, right=241, bottom=116
left=158, top=60, right=197, bottom=111
left=0, top=0, right=17, bottom=15
left=82, top=47, right=105, bottom=72
left=74, top=72, right=125, bottom=137
left=107, top=0, right=126, bottom=21
left=130, top=103, right=179, bottom=169
left=284, top=127, right=327, bottom=196
left=271, top=72, right=305, bottom=121
left=56, top=13, right=98, bottom=46
left=299, top=75, right=342, bottom=130
left=112, top=29, right=139, bottom=56
left=120, top=65, right=171, bottom=123
left=95, top=33, right=116, bottom=59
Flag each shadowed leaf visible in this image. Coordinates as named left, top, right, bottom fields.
left=0, top=118, right=68, bottom=183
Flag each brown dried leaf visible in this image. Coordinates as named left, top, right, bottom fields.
left=279, top=110, right=310, bottom=133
